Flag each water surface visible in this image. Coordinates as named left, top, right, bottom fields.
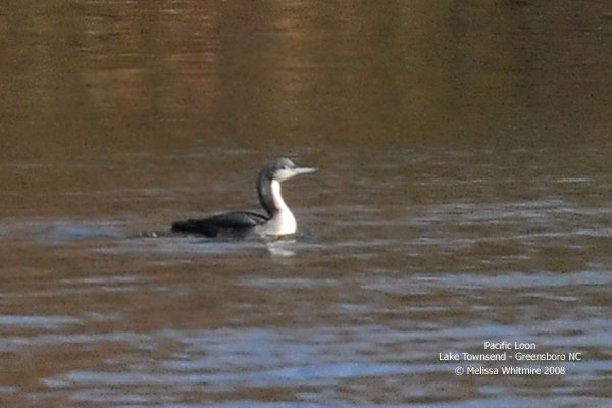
left=1, top=1, right=611, bottom=407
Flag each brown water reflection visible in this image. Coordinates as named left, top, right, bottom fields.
left=1, top=1, right=611, bottom=407
left=2, top=0, right=611, bottom=158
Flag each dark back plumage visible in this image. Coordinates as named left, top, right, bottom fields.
left=171, top=211, right=268, bottom=238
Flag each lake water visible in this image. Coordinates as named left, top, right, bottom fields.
left=1, top=1, right=611, bottom=407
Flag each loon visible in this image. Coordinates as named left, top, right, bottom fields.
left=171, top=158, right=316, bottom=238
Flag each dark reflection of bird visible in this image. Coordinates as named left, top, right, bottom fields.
left=171, top=158, right=316, bottom=239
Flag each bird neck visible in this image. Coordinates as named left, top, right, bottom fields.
left=270, top=180, right=291, bottom=213
left=258, top=175, right=293, bottom=217
left=257, top=175, right=279, bottom=216
left=256, top=179, right=297, bottom=236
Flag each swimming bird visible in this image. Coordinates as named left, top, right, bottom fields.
left=171, top=158, right=316, bottom=238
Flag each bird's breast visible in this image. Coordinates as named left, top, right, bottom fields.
left=255, top=209, right=297, bottom=236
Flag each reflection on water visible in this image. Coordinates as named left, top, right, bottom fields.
left=2, top=0, right=611, bottom=161
left=1, top=0, right=611, bottom=407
